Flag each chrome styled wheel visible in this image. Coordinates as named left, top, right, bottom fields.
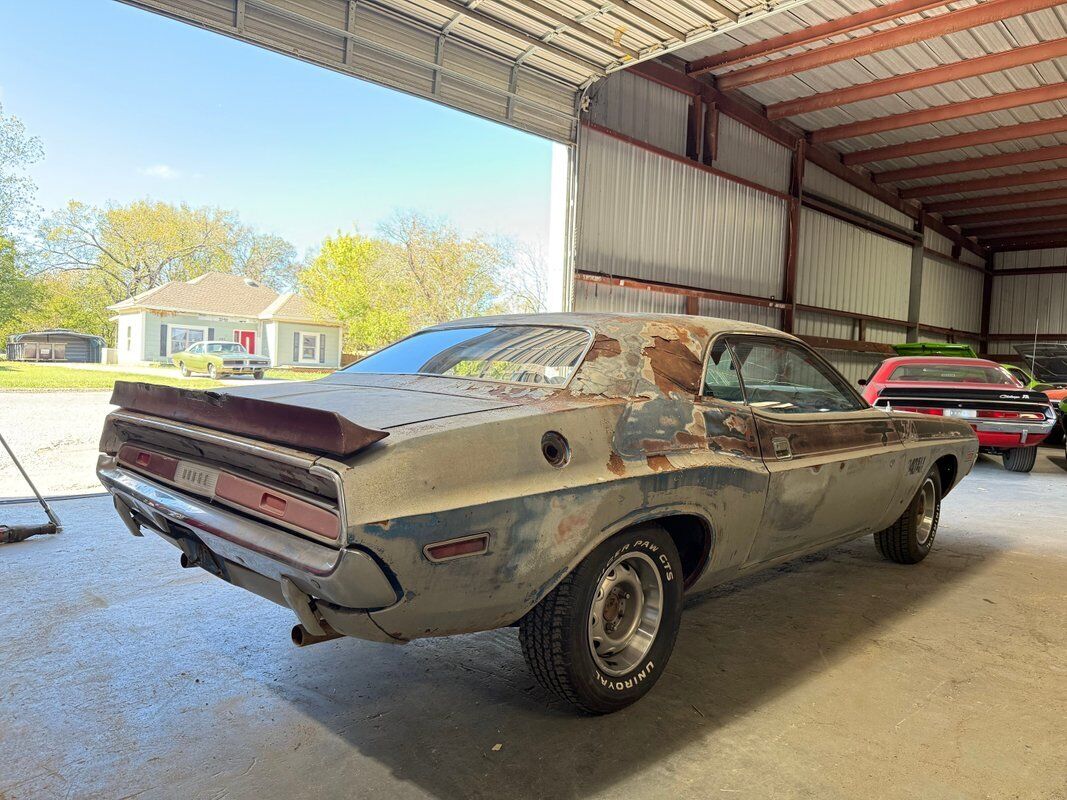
left=915, top=476, right=937, bottom=545
left=588, top=551, right=663, bottom=677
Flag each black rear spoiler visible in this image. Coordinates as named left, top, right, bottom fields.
left=110, top=381, right=388, bottom=458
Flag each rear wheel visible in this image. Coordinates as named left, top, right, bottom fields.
left=178, top=362, right=189, bottom=377
left=519, top=524, right=683, bottom=714
left=1003, top=446, right=1037, bottom=473
left=207, top=363, right=218, bottom=380
left=875, top=468, right=941, bottom=564
left=253, top=370, right=265, bottom=380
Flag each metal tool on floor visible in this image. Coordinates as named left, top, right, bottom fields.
left=1, top=431, right=62, bottom=544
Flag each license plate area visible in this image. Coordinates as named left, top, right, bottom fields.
left=945, top=408, right=977, bottom=418
left=174, top=460, right=221, bottom=495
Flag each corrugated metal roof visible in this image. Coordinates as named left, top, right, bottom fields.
left=657, top=0, right=1067, bottom=252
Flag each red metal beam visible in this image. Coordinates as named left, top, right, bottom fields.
left=982, top=231, right=1067, bottom=246
left=945, top=203, right=1067, bottom=226
left=715, top=0, right=1064, bottom=91
left=901, top=166, right=1067, bottom=199
left=964, top=217, right=1067, bottom=237
left=842, top=117, right=1067, bottom=166
left=574, top=271, right=785, bottom=310
left=812, top=82, right=1067, bottom=143
left=927, top=186, right=1067, bottom=213
left=687, top=0, right=952, bottom=77
left=994, top=264, right=1067, bottom=276
left=767, top=39, right=1067, bottom=121
left=874, top=144, right=1067, bottom=185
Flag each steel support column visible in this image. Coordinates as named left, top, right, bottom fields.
left=907, top=219, right=926, bottom=343
left=781, top=139, right=806, bottom=333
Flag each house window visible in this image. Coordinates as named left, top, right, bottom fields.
left=169, top=326, right=207, bottom=354
left=299, top=332, right=321, bottom=363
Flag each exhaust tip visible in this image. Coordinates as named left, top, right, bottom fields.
left=291, top=623, right=343, bottom=647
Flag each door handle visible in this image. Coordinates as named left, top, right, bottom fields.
left=772, top=436, right=792, bottom=460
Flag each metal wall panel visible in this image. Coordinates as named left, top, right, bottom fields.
left=822, top=351, right=884, bottom=386
left=121, top=0, right=580, bottom=143
left=794, top=309, right=906, bottom=344
left=697, top=298, right=780, bottom=328
left=796, top=208, right=912, bottom=320
left=920, top=257, right=984, bottom=334
left=713, top=115, right=791, bottom=194
left=990, top=272, right=1067, bottom=335
left=923, top=228, right=952, bottom=257
left=573, top=280, right=684, bottom=314
left=960, top=248, right=987, bottom=269
left=802, top=164, right=912, bottom=228
left=576, top=127, right=789, bottom=299
left=586, top=72, right=687, bottom=155
left=995, top=247, right=1067, bottom=270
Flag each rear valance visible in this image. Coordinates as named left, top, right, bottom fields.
left=110, top=381, right=388, bottom=458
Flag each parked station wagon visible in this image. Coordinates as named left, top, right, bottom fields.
left=98, top=313, right=978, bottom=713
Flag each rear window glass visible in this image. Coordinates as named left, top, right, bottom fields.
left=343, top=325, right=591, bottom=386
left=889, top=363, right=1017, bottom=384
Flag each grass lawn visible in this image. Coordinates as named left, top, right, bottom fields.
left=0, top=361, right=335, bottom=391
left=0, top=362, right=222, bottom=390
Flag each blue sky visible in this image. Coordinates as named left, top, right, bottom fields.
left=0, top=0, right=555, bottom=253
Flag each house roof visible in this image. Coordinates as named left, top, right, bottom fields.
left=109, top=273, right=338, bottom=324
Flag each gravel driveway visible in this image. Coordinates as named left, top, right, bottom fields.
left=0, top=392, right=116, bottom=500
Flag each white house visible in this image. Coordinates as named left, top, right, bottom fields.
left=109, top=273, right=343, bottom=368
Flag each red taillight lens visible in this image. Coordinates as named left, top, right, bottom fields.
left=119, top=444, right=178, bottom=481
left=895, top=406, right=944, bottom=415
left=215, top=473, right=339, bottom=540
left=424, top=534, right=490, bottom=563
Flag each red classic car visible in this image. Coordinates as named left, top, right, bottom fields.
left=861, top=356, right=1057, bottom=473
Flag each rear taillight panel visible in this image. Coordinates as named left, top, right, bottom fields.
left=118, top=444, right=340, bottom=541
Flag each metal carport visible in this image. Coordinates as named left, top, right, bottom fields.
left=120, top=0, right=1067, bottom=381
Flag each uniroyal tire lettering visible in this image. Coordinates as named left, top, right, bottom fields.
left=597, top=661, right=655, bottom=691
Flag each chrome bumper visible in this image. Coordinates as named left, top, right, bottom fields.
left=97, top=458, right=399, bottom=615
left=972, top=420, right=1056, bottom=435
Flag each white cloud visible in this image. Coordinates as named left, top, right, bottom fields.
left=139, top=164, right=181, bottom=180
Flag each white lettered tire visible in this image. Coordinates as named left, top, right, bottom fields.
left=519, top=524, right=683, bottom=714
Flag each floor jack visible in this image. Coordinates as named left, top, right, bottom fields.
left=1, top=431, right=62, bottom=544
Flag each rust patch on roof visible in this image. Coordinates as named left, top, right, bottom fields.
left=642, top=337, right=703, bottom=397
left=584, top=334, right=623, bottom=361
left=607, top=451, right=626, bottom=476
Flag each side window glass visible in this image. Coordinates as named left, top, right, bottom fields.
left=702, top=339, right=745, bottom=403
left=732, top=339, right=863, bottom=414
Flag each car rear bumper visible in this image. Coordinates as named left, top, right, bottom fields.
left=972, top=419, right=1054, bottom=449
left=98, top=457, right=401, bottom=640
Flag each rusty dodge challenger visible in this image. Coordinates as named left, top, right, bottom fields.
left=98, top=313, right=978, bottom=713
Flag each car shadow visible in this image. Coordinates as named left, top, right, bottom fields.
left=262, top=535, right=996, bottom=799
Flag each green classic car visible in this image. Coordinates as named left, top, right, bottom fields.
left=171, top=341, right=271, bottom=380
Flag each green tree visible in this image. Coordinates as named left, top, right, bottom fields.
left=299, top=232, right=409, bottom=351
left=0, top=236, right=39, bottom=341
left=37, top=200, right=299, bottom=301
left=378, top=211, right=505, bottom=328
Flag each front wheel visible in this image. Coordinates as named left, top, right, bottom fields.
left=178, top=362, right=189, bottom=377
left=1002, top=446, right=1037, bottom=473
left=519, top=524, right=683, bottom=714
left=207, top=363, right=218, bottom=380
left=875, top=468, right=941, bottom=564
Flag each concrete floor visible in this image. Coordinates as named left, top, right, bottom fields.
left=2, top=452, right=1065, bottom=800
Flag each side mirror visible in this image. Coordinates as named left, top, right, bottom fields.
left=857, top=378, right=868, bottom=386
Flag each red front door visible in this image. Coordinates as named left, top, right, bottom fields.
left=235, top=330, right=256, bottom=354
